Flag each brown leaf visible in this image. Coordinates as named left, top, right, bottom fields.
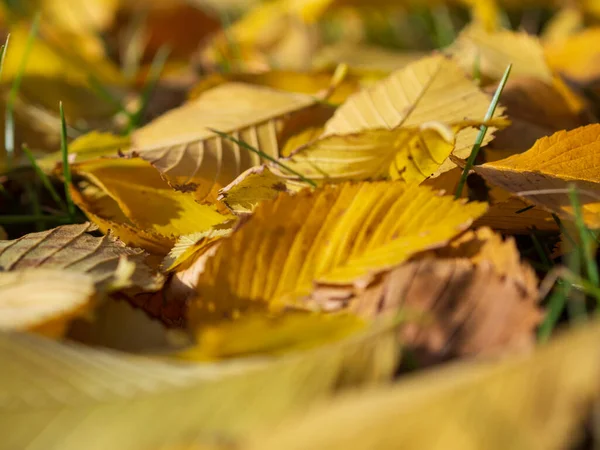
left=310, top=228, right=541, bottom=366
left=486, top=77, right=588, bottom=154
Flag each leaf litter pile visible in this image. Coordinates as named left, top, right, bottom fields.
left=2, top=0, right=600, bottom=449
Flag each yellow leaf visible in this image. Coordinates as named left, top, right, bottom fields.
left=475, top=124, right=600, bottom=227
left=191, top=182, right=487, bottom=324
left=0, top=269, right=96, bottom=338
left=189, top=70, right=363, bottom=105
left=218, top=165, right=305, bottom=215
left=545, top=27, right=600, bottom=85
left=448, top=24, right=553, bottom=84
left=0, top=317, right=399, bottom=449
left=73, top=158, right=232, bottom=238
left=273, top=55, right=504, bottom=183
left=70, top=181, right=173, bottom=258
left=129, top=82, right=320, bottom=199
left=244, top=320, right=600, bottom=450
left=180, top=312, right=366, bottom=360
left=0, top=223, right=164, bottom=292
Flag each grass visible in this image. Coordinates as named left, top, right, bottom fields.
left=455, top=63, right=512, bottom=199
left=209, top=129, right=318, bottom=188
left=59, top=102, right=76, bottom=221
left=5, top=13, right=40, bottom=168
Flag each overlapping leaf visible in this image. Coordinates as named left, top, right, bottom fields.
left=129, top=82, right=322, bottom=199
left=191, top=182, right=487, bottom=325
left=245, top=319, right=600, bottom=450
left=0, top=269, right=97, bottom=337
left=0, top=222, right=163, bottom=291
left=476, top=124, right=600, bottom=227
left=273, top=55, right=505, bottom=182
left=0, top=318, right=399, bottom=450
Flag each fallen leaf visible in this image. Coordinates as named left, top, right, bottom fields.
left=0, top=222, right=163, bottom=292
left=0, top=269, right=96, bottom=338
left=475, top=124, right=600, bottom=227
left=266, top=54, right=505, bottom=186
left=310, top=227, right=541, bottom=364
left=180, top=311, right=367, bottom=360
left=245, top=319, right=600, bottom=450
left=545, top=26, right=600, bottom=85
left=0, top=316, right=399, bottom=450
left=485, top=77, right=588, bottom=154
left=448, top=24, right=553, bottom=84
left=191, top=182, right=487, bottom=325
left=72, top=158, right=232, bottom=241
left=188, top=69, right=364, bottom=105
left=130, top=82, right=321, bottom=199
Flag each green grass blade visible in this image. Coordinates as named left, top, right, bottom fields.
left=210, top=129, right=318, bottom=188
left=88, top=74, right=128, bottom=115
left=431, top=5, right=455, bottom=48
left=455, top=63, right=512, bottom=199
left=59, top=102, right=76, bottom=220
left=22, top=144, right=66, bottom=211
left=538, top=280, right=570, bottom=343
left=24, top=181, right=44, bottom=231
left=5, top=14, right=40, bottom=167
left=530, top=231, right=552, bottom=270
left=129, top=45, right=171, bottom=131
left=0, top=214, right=72, bottom=225
left=568, top=184, right=600, bottom=288
left=0, top=33, right=11, bottom=80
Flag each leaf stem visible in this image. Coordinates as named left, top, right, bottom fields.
left=455, top=63, right=512, bottom=199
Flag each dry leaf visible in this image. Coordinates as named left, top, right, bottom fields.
left=448, top=24, right=553, bottom=84
left=191, top=182, right=487, bottom=325
left=310, top=227, right=541, bottom=364
left=475, top=124, right=600, bottom=227
left=486, top=77, right=588, bottom=154
left=0, top=223, right=163, bottom=291
left=545, top=27, right=600, bottom=85
left=130, top=82, right=320, bottom=199
left=245, top=319, right=600, bottom=450
left=0, top=269, right=96, bottom=338
left=0, top=318, right=399, bottom=450
left=276, top=54, right=504, bottom=182
left=180, top=312, right=367, bottom=360
left=72, top=158, right=232, bottom=242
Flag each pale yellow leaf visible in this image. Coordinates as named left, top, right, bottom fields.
left=0, top=318, right=399, bottom=449
left=475, top=124, right=600, bottom=227
left=0, top=269, right=96, bottom=338
left=448, top=24, right=553, bottom=84
left=130, top=82, right=320, bottom=199
left=545, top=26, right=600, bottom=84
left=272, top=54, right=504, bottom=183
left=244, top=320, right=600, bottom=450
left=191, top=182, right=487, bottom=325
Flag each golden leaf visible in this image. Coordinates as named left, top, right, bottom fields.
left=245, top=320, right=600, bottom=450
left=475, top=124, right=600, bottom=227
left=272, top=55, right=504, bottom=183
left=0, top=318, right=399, bottom=449
left=72, top=158, right=232, bottom=240
left=191, top=182, right=487, bottom=325
left=180, top=312, right=366, bottom=360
